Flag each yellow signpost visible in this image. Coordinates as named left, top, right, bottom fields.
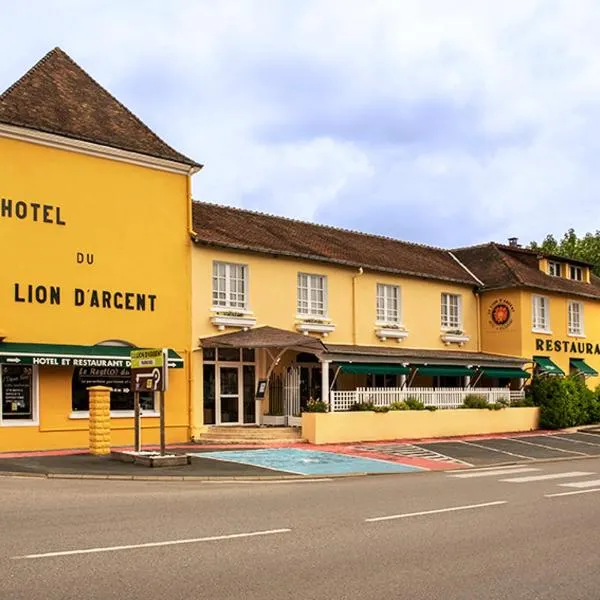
left=130, top=348, right=169, bottom=455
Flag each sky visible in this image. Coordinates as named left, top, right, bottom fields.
left=2, top=0, right=600, bottom=248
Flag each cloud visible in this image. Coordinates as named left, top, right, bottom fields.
left=3, top=0, right=600, bottom=248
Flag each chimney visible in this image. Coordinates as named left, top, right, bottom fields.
left=508, top=237, right=519, bottom=247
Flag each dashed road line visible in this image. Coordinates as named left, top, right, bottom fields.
left=448, top=467, right=540, bottom=479
left=365, top=500, right=507, bottom=522
left=12, top=528, right=293, bottom=560
left=546, top=488, right=600, bottom=498
left=498, top=471, right=595, bottom=483
left=559, top=478, right=600, bottom=488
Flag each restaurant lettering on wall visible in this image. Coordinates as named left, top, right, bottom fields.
left=535, top=338, right=600, bottom=355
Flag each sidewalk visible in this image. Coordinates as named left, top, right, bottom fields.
left=0, top=427, right=597, bottom=480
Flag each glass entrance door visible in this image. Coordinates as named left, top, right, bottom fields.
left=219, top=366, right=240, bottom=424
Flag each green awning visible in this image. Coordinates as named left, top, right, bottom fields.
left=533, top=356, right=564, bottom=376
left=570, top=358, right=598, bottom=377
left=479, top=367, right=530, bottom=380
left=0, top=343, right=184, bottom=369
left=414, top=365, right=475, bottom=377
left=339, top=363, right=410, bottom=375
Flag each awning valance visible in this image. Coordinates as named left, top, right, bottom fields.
left=414, top=365, right=475, bottom=377
left=339, top=363, right=410, bottom=375
left=533, top=356, right=564, bottom=376
left=479, top=367, right=530, bottom=379
left=570, top=358, right=598, bottom=377
left=0, top=343, right=184, bottom=369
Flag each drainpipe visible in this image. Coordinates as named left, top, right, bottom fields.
left=187, top=166, right=202, bottom=238
left=352, top=267, right=364, bottom=345
left=475, top=289, right=482, bottom=352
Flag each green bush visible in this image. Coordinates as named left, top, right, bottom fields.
left=348, top=401, right=375, bottom=411
left=389, top=400, right=408, bottom=411
left=462, top=394, right=490, bottom=409
left=404, top=397, right=426, bottom=410
left=527, top=375, right=600, bottom=429
left=373, top=405, right=390, bottom=413
left=425, top=406, right=438, bottom=412
left=304, top=399, right=328, bottom=413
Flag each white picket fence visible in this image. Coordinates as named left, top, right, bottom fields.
left=330, top=387, right=525, bottom=412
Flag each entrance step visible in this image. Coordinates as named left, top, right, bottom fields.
left=196, top=426, right=305, bottom=445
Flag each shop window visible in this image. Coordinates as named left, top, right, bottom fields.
left=1, top=365, right=37, bottom=423
left=367, top=374, right=398, bottom=388
left=242, top=348, right=255, bottom=363
left=218, top=348, right=241, bottom=362
left=71, top=367, right=154, bottom=413
left=203, top=348, right=216, bottom=362
left=203, top=364, right=216, bottom=425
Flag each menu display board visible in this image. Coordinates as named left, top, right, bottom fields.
left=72, top=367, right=153, bottom=412
left=1, top=365, right=33, bottom=420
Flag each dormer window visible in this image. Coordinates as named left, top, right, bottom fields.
left=569, top=265, right=583, bottom=281
left=548, top=261, right=561, bottom=277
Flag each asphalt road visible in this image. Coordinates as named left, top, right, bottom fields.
left=2, top=457, right=600, bottom=600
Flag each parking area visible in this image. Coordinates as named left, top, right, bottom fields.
left=361, top=431, right=600, bottom=467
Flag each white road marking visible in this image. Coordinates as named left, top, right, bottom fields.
left=448, top=467, right=540, bottom=479
left=365, top=500, right=507, bottom=522
left=460, top=440, right=534, bottom=460
left=446, top=464, right=533, bottom=474
left=511, top=436, right=587, bottom=455
left=12, top=528, right=292, bottom=560
left=552, top=434, right=600, bottom=448
left=545, top=488, right=600, bottom=498
left=499, top=471, right=594, bottom=483
left=559, top=478, right=600, bottom=489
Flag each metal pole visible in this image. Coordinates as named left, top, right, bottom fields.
left=134, top=391, right=141, bottom=452
left=159, top=390, right=166, bottom=456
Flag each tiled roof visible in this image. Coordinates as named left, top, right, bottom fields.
left=454, top=244, right=600, bottom=300
left=0, top=47, right=200, bottom=167
left=191, top=202, right=479, bottom=285
left=317, top=344, right=526, bottom=365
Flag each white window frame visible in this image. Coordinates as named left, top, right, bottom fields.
left=532, top=294, right=551, bottom=333
left=568, top=301, right=584, bottom=337
left=569, top=265, right=583, bottom=281
left=0, top=364, right=39, bottom=427
left=297, top=273, right=328, bottom=318
left=441, top=293, right=462, bottom=330
left=548, top=261, right=561, bottom=277
left=212, top=261, right=249, bottom=311
left=376, top=283, right=402, bottom=325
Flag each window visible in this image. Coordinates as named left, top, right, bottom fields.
left=441, top=293, right=462, bottom=330
left=297, top=273, right=327, bottom=317
left=569, top=265, right=583, bottom=281
left=376, top=284, right=401, bottom=323
left=71, top=367, right=155, bottom=413
left=568, top=301, right=584, bottom=336
left=548, top=261, right=561, bottom=277
left=532, top=295, right=550, bottom=331
left=1, top=365, right=37, bottom=424
left=212, top=262, right=248, bottom=309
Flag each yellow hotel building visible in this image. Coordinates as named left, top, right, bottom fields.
left=0, top=48, right=200, bottom=451
left=2, top=49, right=599, bottom=451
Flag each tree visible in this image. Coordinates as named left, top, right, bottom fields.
left=529, top=229, right=600, bottom=276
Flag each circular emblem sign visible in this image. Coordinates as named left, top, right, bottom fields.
left=488, top=298, right=514, bottom=329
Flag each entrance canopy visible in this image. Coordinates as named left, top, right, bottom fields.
left=570, top=358, right=598, bottom=377
left=0, top=342, right=184, bottom=368
left=534, top=356, right=564, bottom=376
left=200, top=326, right=325, bottom=354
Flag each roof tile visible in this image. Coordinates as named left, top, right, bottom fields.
left=0, top=47, right=200, bottom=167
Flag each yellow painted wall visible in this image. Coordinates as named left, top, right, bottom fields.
left=192, top=248, right=479, bottom=350
left=480, top=288, right=600, bottom=388
left=302, top=408, right=540, bottom=444
left=0, top=136, right=193, bottom=451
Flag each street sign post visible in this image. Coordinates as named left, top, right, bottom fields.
left=130, top=348, right=169, bottom=455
